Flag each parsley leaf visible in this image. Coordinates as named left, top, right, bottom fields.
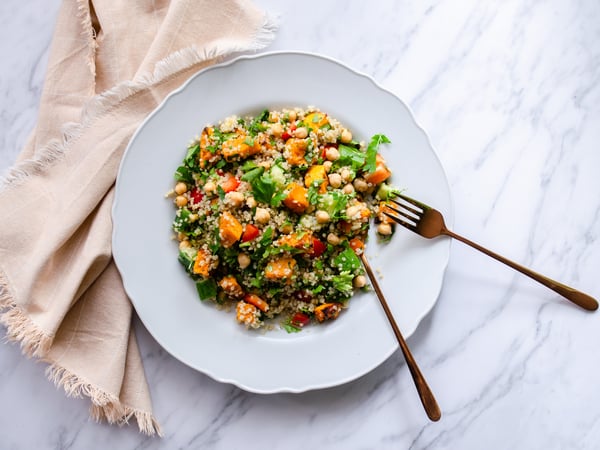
left=332, top=271, right=354, bottom=296
left=364, top=134, right=391, bottom=173
left=250, top=172, right=282, bottom=204
left=338, top=144, right=366, bottom=170
left=174, top=165, right=194, bottom=183
left=282, top=321, right=302, bottom=333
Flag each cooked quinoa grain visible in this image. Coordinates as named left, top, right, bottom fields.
left=171, top=107, right=398, bottom=332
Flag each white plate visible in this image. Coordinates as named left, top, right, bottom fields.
left=112, top=51, right=453, bottom=393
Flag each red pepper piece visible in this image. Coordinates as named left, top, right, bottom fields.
left=291, top=312, right=310, bottom=328
left=241, top=224, right=260, bottom=242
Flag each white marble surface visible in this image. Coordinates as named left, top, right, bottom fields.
left=1, top=0, right=599, bottom=448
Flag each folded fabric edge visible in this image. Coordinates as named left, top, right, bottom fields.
left=47, top=363, right=163, bottom=437
left=0, top=272, right=54, bottom=357
left=0, top=12, right=277, bottom=195
left=90, top=402, right=163, bottom=438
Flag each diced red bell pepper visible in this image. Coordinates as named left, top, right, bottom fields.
left=290, top=312, right=310, bottom=328
left=282, top=131, right=292, bottom=141
left=241, top=224, right=260, bottom=242
left=219, top=173, right=240, bottom=193
left=310, top=237, right=326, bottom=258
left=189, top=187, right=204, bottom=204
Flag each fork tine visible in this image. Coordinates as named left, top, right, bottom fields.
left=384, top=211, right=417, bottom=230
left=384, top=202, right=419, bottom=229
left=394, top=193, right=430, bottom=211
left=389, top=197, right=422, bottom=217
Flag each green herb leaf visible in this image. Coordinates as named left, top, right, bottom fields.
left=332, top=271, right=354, bottom=296
left=242, top=160, right=258, bottom=171
left=338, top=144, right=366, bottom=170
left=251, top=172, right=277, bottom=204
left=333, top=245, right=362, bottom=272
left=241, top=166, right=265, bottom=182
left=174, top=165, right=194, bottom=183
left=364, top=134, right=391, bottom=173
left=196, top=279, right=217, bottom=301
left=282, top=321, right=302, bottom=333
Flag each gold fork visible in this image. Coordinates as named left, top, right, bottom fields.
left=360, top=253, right=441, bottom=422
left=385, top=193, right=598, bottom=311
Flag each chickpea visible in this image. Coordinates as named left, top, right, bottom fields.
left=226, top=191, right=244, bottom=208
left=346, top=205, right=361, bottom=219
left=293, top=127, right=308, bottom=139
left=175, top=195, right=188, bottom=207
left=325, top=147, right=340, bottom=161
left=268, top=111, right=279, bottom=123
left=328, top=173, right=342, bottom=188
left=323, top=161, right=333, bottom=172
left=177, top=232, right=186, bottom=241
left=189, top=214, right=199, bottom=223
left=238, top=253, right=251, bottom=269
left=353, top=275, right=367, bottom=289
left=327, top=233, right=341, bottom=245
left=254, top=207, right=271, bottom=224
left=342, top=183, right=355, bottom=194
left=246, top=196, right=257, bottom=208
left=377, top=222, right=393, bottom=235
left=353, top=178, right=369, bottom=192
left=340, top=129, right=353, bottom=143
left=175, top=182, right=188, bottom=195
left=203, top=180, right=216, bottom=194
left=340, top=168, right=353, bottom=182
left=270, top=122, right=283, bottom=137
left=288, top=110, right=297, bottom=121
left=315, top=210, right=331, bottom=224
left=179, top=240, right=191, bottom=250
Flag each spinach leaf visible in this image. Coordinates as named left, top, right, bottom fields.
left=196, top=279, right=217, bottom=301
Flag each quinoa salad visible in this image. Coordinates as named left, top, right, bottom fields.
left=169, top=107, right=399, bottom=332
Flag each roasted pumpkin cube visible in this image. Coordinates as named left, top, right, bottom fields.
left=304, top=165, right=328, bottom=193
left=221, top=133, right=261, bottom=161
left=304, top=112, right=329, bottom=132
left=284, top=138, right=308, bottom=166
left=314, top=303, right=343, bottom=322
left=219, top=211, right=243, bottom=248
left=236, top=301, right=260, bottom=327
left=264, top=257, right=297, bottom=281
left=199, top=127, right=218, bottom=168
left=364, top=154, right=391, bottom=185
left=193, top=248, right=212, bottom=277
left=219, top=275, right=244, bottom=299
left=283, top=183, right=309, bottom=214
left=275, top=232, right=313, bottom=251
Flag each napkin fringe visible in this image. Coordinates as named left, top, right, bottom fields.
left=91, top=403, right=163, bottom=437
left=48, top=363, right=162, bottom=436
left=0, top=275, right=54, bottom=357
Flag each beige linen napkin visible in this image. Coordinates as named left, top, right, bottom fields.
left=0, top=0, right=276, bottom=436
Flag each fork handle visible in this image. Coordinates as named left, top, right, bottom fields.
left=444, top=230, right=598, bottom=311
left=360, top=254, right=441, bottom=421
